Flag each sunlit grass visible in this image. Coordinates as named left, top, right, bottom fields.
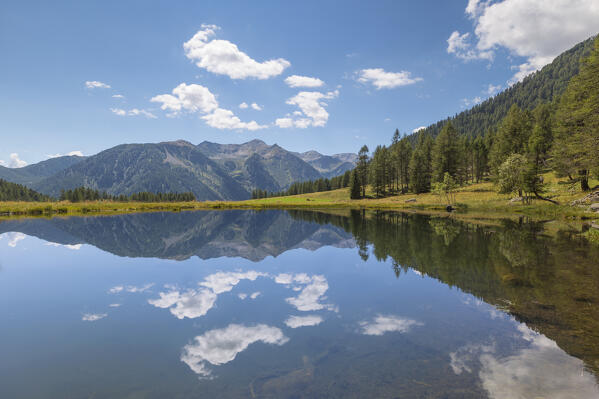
left=1, top=172, right=597, bottom=220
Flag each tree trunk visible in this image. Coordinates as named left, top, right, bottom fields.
left=533, top=191, right=559, bottom=205
left=581, top=170, right=590, bottom=191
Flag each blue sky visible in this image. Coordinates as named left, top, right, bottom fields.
left=1, top=0, right=597, bottom=166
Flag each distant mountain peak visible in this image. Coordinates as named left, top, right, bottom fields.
left=161, top=139, right=194, bottom=147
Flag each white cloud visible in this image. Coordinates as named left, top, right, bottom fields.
left=237, top=293, right=248, bottom=300
left=275, top=273, right=337, bottom=312
left=359, top=314, right=423, bottom=336
left=486, top=83, right=501, bottom=96
left=200, top=271, right=267, bottom=294
left=85, top=80, right=111, bottom=89
left=2, top=153, right=28, bottom=168
left=152, top=83, right=265, bottom=130
left=412, top=126, right=426, bottom=133
left=6, top=232, right=26, bottom=247
left=82, top=313, right=107, bottom=321
left=108, top=303, right=121, bottom=308
left=45, top=242, right=82, bottom=250
left=112, top=94, right=124, bottom=99
left=183, top=24, right=290, bottom=80
left=149, top=288, right=217, bottom=319
left=151, top=83, right=218, bottom=116
left=462, top=96, right=483, bottom=107
left=46, top=151, right=84, bottom=159
left=250, top=103, right=262, bottom=111
left=150, top=271, right=269, bottom=319
left=284, top=75, right=325, bottom=88
left=110, top=108, right=157, bottom=119
left=249, top=291, right=261, bottom=299
left=181, top=324, right=289, bottom=378
left=202, top=108, right=268, bottom=131
left=448, top=0, right=599, bottom=83
left=239, top=102, right=248, bottom=109
left=108, top=283, right=154, bottom=294
left=357, top=68, right=422, bottom=89
left=276, top=90, right=338, bottom=129
left=284, top=315, right=323, bottom=328
left=451, top=324, right=599, bottom=398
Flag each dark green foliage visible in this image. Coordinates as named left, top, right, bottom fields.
left=409, top=133, right=433, bottom=193
left=350, top=170, right=361, bottom=199
left=357, top=145, right=370, bottom=198
left=0, top=179, right=51, bottom=201
left=59, top=187, right=195, bottom=202
left=552, top=37, right=599, bottom=191
left=489, top=104, right=534, bottom=174
left=251, top=170, right=352, bottom=199
left=431, top=121, right=461, bottom=182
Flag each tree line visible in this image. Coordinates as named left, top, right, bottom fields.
left=59, top=187, right=196, bottom=202
left=251, top=170, right=352, bottom=199
left=0, top=179, right=52, bottom=202
left=351, top=36, right=598, bottom=200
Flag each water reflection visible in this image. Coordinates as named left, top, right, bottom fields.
left=1, top=210, right=598, bottom=398
left=181, top=324, right=289, bottom=379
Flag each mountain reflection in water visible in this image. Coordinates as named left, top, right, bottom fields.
left=0, top=209, right=598, bottom=398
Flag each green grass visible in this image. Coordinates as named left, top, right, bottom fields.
left=1, top=172, right=597, bottom=221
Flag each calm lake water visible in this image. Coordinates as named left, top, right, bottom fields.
left=1, top=210, right=598, bottom=398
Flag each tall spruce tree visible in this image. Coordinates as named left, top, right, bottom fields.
left=350, top=170, right=361, bottom=199
left=489, top=104, right=533, bottom=174
left=431, top=121, right=461, bottom=183
left=357, top=145, right=370, bottom=197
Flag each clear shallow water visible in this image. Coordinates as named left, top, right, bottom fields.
left=0, top=210, right=598, bottom=398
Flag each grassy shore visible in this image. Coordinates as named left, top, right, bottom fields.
left=1, top=173, right=598, bottom=220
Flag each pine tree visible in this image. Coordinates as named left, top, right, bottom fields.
left=431, top=122, right=461, bottom=183
left=357, top=145, right=370, bottom=197
left=489, top=104, right=533, bottom=174
left=350, top=170, right=361, bottom=199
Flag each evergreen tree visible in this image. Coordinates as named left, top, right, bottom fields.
left=350, top=170, right=361, bottom=199
left=357, top=145, right=370, bottom=197
left=552, top=37, right=599, bottom=191
left=489, top=104, right=533, bottom=174
left=431, top=122, right=461, bottom=182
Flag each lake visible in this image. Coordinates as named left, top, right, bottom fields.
left=1, top=210, right=598, bottom=398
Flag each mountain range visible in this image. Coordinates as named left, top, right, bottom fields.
left=0, top=210, right=355, bottom=261
left=0, top=140, right=357, bottom=200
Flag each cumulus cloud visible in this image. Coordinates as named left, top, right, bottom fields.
left=110, top=108, right=157, bottom=119
left=201, top=108, right=267, bottom=131
left=149, top=271, right=268, bottom=319
left=151, top=83, right=218, bottom=116
left=359, top=314, right=423, bottom=336
left=239, top=102, right=248, bottom=109
left=112, top=94, right=124, bottom=99
left=284, top=75, right=325, bottom=88
left=183, top=24, right=290, bottom=80
left=108, top=303, right=121, bottom=308
left=250, top=103, right=262, bottom=111
left=412, top=126, right=426, bottom=133
left=181, top=324, right=289, bottom=378
left=284, top=315, right=323, bottom=328
left=82, top=313, right=107, bottom=321
left=0, top=153, right=28, bottom=168
left=451, top=324, right=599, bottom=398
left=276, top=90, right=338, bottom=129
left=462, top=96, right=483, bottom=107
left=357, top=68, right=422, bottom=89
left=448, top=0, right=599, bottom=83
left=85, top=80, right=111, bottom=89
left=151, top=83, right=266, bottom=130
left=274, top=273, right=337, bottom=312
left=149, top=288, right=217, bottom=319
